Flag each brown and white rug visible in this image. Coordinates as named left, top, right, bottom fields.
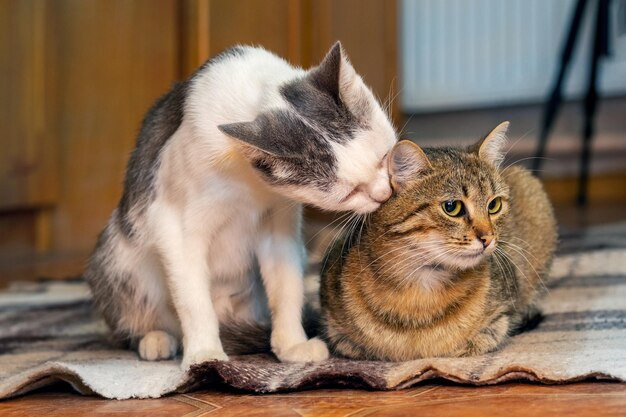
left=1, top=224, right=625, bottom=399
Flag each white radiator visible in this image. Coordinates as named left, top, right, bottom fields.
left=400, top=0, right=626, bottom=112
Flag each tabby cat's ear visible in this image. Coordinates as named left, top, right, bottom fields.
left=389, top=140, right=433, bottom=191
left=218, top=115, right=296, bottom=158
left=307, top=41, right=355, bottom=103
left=475, top=121, right=509, bottom=168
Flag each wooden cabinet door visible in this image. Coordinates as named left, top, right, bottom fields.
left=181, top=0, right=303, bottom=77
left=0, top=0, right=58, bottom=210
left=305, top=0, right=399, bottom=122
left=46, top=0, right=180, bottom=251
left=181, top=0, right=398, bottom=114
left=1, top=0, right=181, bottom=253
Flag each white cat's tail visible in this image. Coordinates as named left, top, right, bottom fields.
left=219, top=306, right=321, bottom=355
left=218, top=321, right=271, bottom=355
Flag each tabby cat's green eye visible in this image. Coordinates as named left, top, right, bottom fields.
left=442, top=200, right=464, bottom=217
left=488, top=197, right=502, bottom=214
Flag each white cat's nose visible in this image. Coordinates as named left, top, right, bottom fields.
left=370, top=186, right=392, bottom=204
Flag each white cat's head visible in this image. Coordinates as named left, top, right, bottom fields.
left=219, top=42, right=397, bottom=214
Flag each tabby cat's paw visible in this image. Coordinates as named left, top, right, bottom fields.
left=181, top=349, right=229, bottom=371
left=275, top=337, right=329, bottom=363
left=138, top=330, right=178, bottom=361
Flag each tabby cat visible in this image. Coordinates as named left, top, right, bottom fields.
left=320, top=122, right=557, bottom=361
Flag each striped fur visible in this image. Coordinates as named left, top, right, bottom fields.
left=320, top=123, right=558, bottom=361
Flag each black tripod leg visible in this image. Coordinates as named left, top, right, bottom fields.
left=578, top=0, right=611, bottom=206
left=533, top=0, right=588, bottom=173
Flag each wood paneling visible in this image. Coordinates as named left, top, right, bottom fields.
left=0, top=0, right=58, bottom=210
left=0, top=209, right=36, bottom=258
left=180, top=0, right=211, bottom=77
left=181, top=0, right=301, bottom=76
left=180, top=0, right=398, bottom=103
left=305, top=0, right=399, bottom=121
left=544, top=173, right=626, bottom=205
left=45, top=0, right=181, bottom=251
left=208, top=0, right=300, bottom=63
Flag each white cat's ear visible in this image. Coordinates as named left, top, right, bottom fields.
left=218, top=116, right=296, bottom=158
left=389, top=140, right=432, bottom=191
left=476, top=121, right=509, bottom=168
left=308, top=41, right=355, bottom=102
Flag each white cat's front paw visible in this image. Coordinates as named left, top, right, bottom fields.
left=181, top=348, right=229, bottom=370
left=138, top=330, right=178, bottom=361
left=274, top=337, right=329, bottom=363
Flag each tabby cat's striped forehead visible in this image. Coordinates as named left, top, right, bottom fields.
left=420, top=147, right=510, bottom=199
left=376, top=144, right=510, bottom=227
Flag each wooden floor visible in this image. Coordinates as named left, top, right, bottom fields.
left=2, top=200, right=626, bottom=415
left=2, top=382, right=625, bottom=417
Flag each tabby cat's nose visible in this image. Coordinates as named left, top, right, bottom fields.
left=480, top=235, right=494, bottom=248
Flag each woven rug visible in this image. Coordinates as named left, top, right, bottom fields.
left=1, top=223, right=626, bottom=399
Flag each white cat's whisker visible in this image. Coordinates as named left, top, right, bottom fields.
left=321, top=213, right=362, bottom=274
left=355, top=214, right=369, bottom=262
left=398, top=113, right=415, bottom=138
left=306, top=212, right=353, bottom=246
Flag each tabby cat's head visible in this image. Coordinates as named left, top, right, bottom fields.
left=219, top=42, right=396, bottom=214
left=376, top=122, right=511, bottom=271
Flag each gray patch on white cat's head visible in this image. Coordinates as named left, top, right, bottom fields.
left=281, top=41, right=371, bottom=141
left=219, top=42, right=375, bottom=189
left=219, top=110, right=336, bottom=188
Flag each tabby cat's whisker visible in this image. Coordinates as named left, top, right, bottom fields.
left=494, top=248, right=517, bottom=292
left=404, top=248, right=456, bottom=289
left=498, top=242, right=548, bottom=293
left=494, top=247, right=538, bottom=294
left=370, top=242, right=444, bottom=276
left=492, top=249, right=515, bottom=308
left=498, top=239, right=541, bottom=263
left=373, top=249, right=438, bottom=284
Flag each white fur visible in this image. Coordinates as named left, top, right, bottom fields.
left=104, top=46, right=397, bottom=369
left=139, top=330, right=179, bottom=361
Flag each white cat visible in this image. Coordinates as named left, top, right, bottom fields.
left=85, top=42, right=397, bottom=370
